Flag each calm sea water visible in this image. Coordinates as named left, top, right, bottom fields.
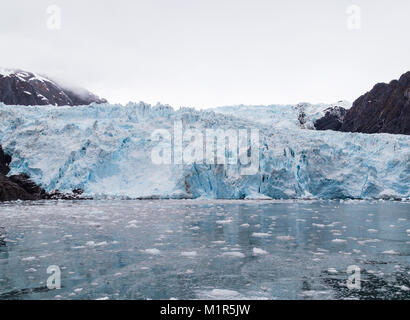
left=0, top=200, right=409, bottom=300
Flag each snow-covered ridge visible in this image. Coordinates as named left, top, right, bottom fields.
left=0, top=102, right=409, bottom=200
left=0, top=68, right=107, bottom=106
left=0, top=68, right=53, bottom=83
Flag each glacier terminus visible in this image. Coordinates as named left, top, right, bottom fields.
left=0, top=101, right=409, bottom=200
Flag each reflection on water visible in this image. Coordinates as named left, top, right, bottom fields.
left=0, top=200, right=409, bottom=300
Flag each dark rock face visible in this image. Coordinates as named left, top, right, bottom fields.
left=0, top=170, right=87, bottom=201
left=0, top=227, right=5, bottom=246
left=8, top=174, right=47, bottom=199
left=340, top=71, right=410, bottom=135
left=314, top=106, right=348, bottom=131
left=0, top=69, right=107, bottom=106
left=0, top=174, right=36, bottom=201
left=1, top=146, right=35, bottom=201
left=1, top=145, right=34, bottom=201
left=0, top=146, right=11, bottom=175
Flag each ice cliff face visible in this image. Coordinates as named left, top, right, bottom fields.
left=0, top=102, right=409, bottom=200
left=212, top=101, right=351, bottom=130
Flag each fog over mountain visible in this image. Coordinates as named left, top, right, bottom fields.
left=1, top=0, right=409, bottom=108
left=0, top=68, right=107, bottom=106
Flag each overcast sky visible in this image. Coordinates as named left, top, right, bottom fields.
left=1, top=0, right=409, bottom=108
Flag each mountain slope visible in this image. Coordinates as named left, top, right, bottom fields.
left=0, top=68, right=107, bottom=106
left=340, top=71, right=410, bottom=135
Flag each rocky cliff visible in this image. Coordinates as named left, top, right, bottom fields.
left=313, top=106, right=348, bottom=131
left=340, top=71, right=410, bottom=135
left=314, top=72, right=410, bottom=135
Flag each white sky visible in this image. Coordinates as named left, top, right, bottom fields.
left=1, top=0, right=409, bottom=108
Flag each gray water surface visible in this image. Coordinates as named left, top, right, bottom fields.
left=0, top=200, right=409, bottom=300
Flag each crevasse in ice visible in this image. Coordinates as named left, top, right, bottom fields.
left=0, top=102, right=409, bottom=200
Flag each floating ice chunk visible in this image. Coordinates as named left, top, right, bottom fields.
left=207, top=289, right=240, bottom=298
left=86, top=241, right=96, bottom=247
left=276, top=235, right=295, bottom=241
left=216, top=219, right=233, bottom=224
left=72, top=246, right=86, bottom=249
left=367, top=229, right=378, bottom=233
left=252, top=232, right=270, bottom=238
left=331, top=239, right=347, bottom=243
left=357, top=239, right=381, bottom=245
left=253, top=248, right=268, bottom=255
left=382, top=250, right=399, bottom=255
left=240, top=223, right=250, bottom=228
left=312, top=223, right=325, bottom=228
left=143, top=248, right=161, bottom=255
left=327, top=268, right=338, bottom=274
left=21, top=256, right=36, bottom=261
left=222, top=252, right=245, bottom=258
left=301, top=290, right=318, bottom=297
left=181, top=251, right=198, bottom=257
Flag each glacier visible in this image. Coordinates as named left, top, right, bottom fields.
left=211, top=100, right=352, bottom=130
left=0, top=102, right=409, bottom=200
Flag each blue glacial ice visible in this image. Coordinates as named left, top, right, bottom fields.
left=0, top=102, right=409, bottom=200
